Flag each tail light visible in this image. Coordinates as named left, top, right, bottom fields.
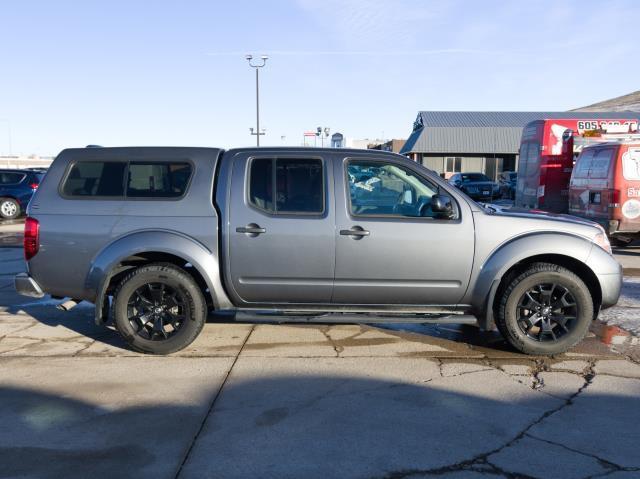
left=609, top=189, right=621, bottom=208
left=30, top=183, right=39, bottom=190
left=24, top=217, right=40, bottom=260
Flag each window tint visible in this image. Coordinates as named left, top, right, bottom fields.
left=62, top=162, right=126, bottom=197
left=249, top=158, right=324, bottom=214
left=525, top=142, right=540, bottom=176
left=460, top=173, right=490, bottom=182
left=249, top=158, right=273, bottom=211
left=127, top=162, right=192, bottom=198
left=574, top=149, right=595, bottom=179
left=589, top=148, right=614, bottom=179
left=347, top=161, right=444, bottom=218
left=0, top=172, right=25, bottom=184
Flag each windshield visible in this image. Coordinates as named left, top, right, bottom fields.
left=460, top=173, right=491, bottom=182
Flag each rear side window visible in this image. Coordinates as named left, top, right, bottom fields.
left=0, top=172, right=26, bottom=185
left=249, top=158, right=324, bottom=214
left=127, top=162, right=192, bottom=198
left=574, top=149, right=595, bottom=179
left=525, top=142, right=540, bottom=176
left=62, top=162, right=126, bottom=197
left=62, top=161, right=192, bottom=198
left=589, top=148, right=614, bottom=179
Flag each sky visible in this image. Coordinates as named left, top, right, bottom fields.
left=0, top=0, right=639, bottom=156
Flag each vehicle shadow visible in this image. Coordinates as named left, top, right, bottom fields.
left=0, top=373, right=637, bottom=478
left=7, top=297, right=525, bottom=356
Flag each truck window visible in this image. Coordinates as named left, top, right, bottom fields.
left=347, top=160, right=441, bottom=218
left=248, top=158, right=324, bottom=214
left=0, top=172, right=26, bottom=184
left=62, top=161, right=126, bottom=197
left=574, top=149, right=595, bottom=179
left=127, top=162, right=192, bottom=198
left=589, top=148, right=614, bottom=179
left=525, top=142, right=540, bottom=176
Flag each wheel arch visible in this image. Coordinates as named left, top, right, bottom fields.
left=470, top=233, right=601, bottom=330
left=85, top=230, right=233, bottom=324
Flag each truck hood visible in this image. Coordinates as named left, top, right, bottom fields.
left=479, top=206, right=602, bottom=239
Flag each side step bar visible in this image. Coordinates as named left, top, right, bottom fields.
left=229, top=311, right=478, bottom=325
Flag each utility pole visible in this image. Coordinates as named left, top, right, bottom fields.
left=246, top=54, right=268, bottom=146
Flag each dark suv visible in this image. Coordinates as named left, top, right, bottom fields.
left=0, top=169, right=44, bottom=220
left=449, top=172, right=501, bottom=201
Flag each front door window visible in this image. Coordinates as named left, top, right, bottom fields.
left=347, top=161, right=450, bottom=219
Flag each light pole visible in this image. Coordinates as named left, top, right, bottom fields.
left=316, top=126, right=330, bottom=147
left=246, top=54, right=268, bottom=146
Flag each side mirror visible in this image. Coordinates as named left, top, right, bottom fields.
left=431, top=194, right=453, bottom=218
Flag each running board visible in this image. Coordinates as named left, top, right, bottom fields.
left=228, top=311, right=478, bottom=325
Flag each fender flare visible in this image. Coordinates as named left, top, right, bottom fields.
left=470, top=232, right=595, bottom=329
left=85, top=230, right=233, bottom=324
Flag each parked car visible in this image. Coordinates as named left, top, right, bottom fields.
left=498, top=171, right=517, bottom=200
left=15, top=147, right=621, bottom=356
left=0, top=169, right=44, bottom=220
left=569, top=139, right=640, bottom=246
left=449, top=172, right=501, bottom=200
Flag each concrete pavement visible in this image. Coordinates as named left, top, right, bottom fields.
left=1, top=246, right=640, bottom=478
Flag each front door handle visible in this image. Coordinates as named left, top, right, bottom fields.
left=236, top=223, right=266, bottom=236
left=340, top=226, right=370, bottom=239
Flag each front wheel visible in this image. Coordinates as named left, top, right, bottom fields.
left=113, top=263, right=206, bottom=354
left=496, top=263, right=593, bottom=355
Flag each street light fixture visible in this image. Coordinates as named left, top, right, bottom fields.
left=246, top=54, right=268, bottom=147
left=316, top=126, right=330, bottom=147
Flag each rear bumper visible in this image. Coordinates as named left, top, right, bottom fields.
left=14, top=273, right=45, bottom=298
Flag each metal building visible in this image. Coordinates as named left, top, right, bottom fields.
left=400, top=111, right=640, bottom=179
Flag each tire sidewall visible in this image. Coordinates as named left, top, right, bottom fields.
left=114, top=266, right=206, bottom=354
left=501, top=269, right=593, bottom=355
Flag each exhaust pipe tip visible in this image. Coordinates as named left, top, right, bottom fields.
left=57, top=299, right=81, bottom=311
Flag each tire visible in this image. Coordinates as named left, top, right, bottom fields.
left=113, top=263, right=207, bottom=354
left=496, top=262, right=593, bottom=356
left=0, top=198, right=20, bottom=220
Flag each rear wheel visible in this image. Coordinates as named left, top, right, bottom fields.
left=113, top=263, right=206, bottom=354
left=0, top=198, right=20, bottom=219
left=496, top=263, right=593, bottom=355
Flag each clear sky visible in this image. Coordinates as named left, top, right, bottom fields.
left=1, top=0, right=638, bottom=156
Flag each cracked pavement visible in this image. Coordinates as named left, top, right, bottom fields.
left=1, top=248, right=640, bottom=478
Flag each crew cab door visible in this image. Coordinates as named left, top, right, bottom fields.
left=333, top=156, right=474, bottom=305
left=226, top=153, right=335, bottom=304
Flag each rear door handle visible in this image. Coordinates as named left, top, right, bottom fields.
left=340, top=226, right=370, bottom=239
left=236, top=223, right=266, bottom=236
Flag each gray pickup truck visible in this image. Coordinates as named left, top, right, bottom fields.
left=15, top=147, right=622, bottom=355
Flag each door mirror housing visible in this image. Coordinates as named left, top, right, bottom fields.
left=431, top=194, right=454, bottom=218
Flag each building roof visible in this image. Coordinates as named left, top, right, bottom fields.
left=400, top=111, right=640, bottom=155
left=573, top=90, right=640, bottom=112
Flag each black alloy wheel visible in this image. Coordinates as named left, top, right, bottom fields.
left=127, top=282, right=187, bottom=341
left=516, top=283, right=577, bottom=342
